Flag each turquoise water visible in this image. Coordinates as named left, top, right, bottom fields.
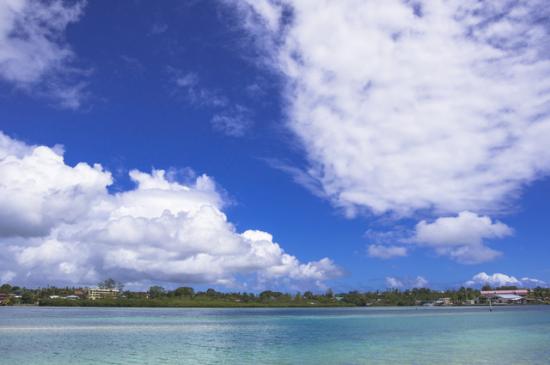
left=1, top=306, right=549, bottom=364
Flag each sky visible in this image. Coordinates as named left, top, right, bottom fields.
left=0, top=0, right=549, bottom=292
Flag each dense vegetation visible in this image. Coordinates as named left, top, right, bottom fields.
left=2, top=282, right=549, bottom=307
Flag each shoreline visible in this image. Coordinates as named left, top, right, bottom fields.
left=3, top=302, right=546, bottom=309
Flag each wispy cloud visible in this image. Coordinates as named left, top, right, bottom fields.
left=0, top=0, right=88, bottom=108
left=168, top=67, right=256, bottom=137
left=263, top=158, right=327, bottom=198
left=385, top=276, right=428, bottom=289
left=367, top=244, right=407, bottom=259
left=169, top=68, right=228, bottom=108
left=211, top=104, right=254, bottom=137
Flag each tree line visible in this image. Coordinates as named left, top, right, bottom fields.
left=1, top=281, right=549, bottom=307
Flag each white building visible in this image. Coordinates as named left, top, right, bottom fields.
left=87, top=288, right=119, bottom=300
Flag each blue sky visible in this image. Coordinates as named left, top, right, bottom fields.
left=0, top=0, right=549, bottom=291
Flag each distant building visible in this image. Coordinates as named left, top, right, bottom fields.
left=0, top=293, right=9, bottom=305
left=481, top=289, right=528, bottom=296
left=481, top=290, right=528, bottom=304
left=435, top=297, right=452, bottom=306
left=87, top=288, right=119, bottom=300
left=65, top=295, right=80, bottom=300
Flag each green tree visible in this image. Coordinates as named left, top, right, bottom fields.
left=0, top=284, right=12, bottom=293
left=148, top=286, right=166, bottom=299
left=21, top=291, right=34, bottom=304
left=205, top=288, right=219, bottom=298
left=174, top=287, right=194, bottom=297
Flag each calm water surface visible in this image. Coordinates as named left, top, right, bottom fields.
left=1, top=306, right=549, bottom=364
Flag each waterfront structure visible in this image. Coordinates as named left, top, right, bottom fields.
left=435, top=297, right=452, bottom=306
left=480, top=289, right=529, bottom=304
left=0, top=293, right=9, bottom=305
left=87, top=288, right=119, bottom=300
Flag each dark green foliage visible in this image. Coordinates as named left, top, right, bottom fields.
left=173, top=287, right=194, bottom=297
left=148, top=286, right=166, bottom=299
left=21, top=291, right=35, bottom=304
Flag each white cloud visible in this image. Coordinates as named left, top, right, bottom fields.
left=169, top=69, right=254, bottom=137
left=0, top=270, right=15, bottom=283
left=0, top=0, right=87, bottom=108
left=520, top=277, right=547, bottom=287
left=0, top=131, right=341, bottom=288
left=233, top=0, right=550, bottom=261
left=0, top=132, right=112, bottom=238
left=413, top=276, right=428, bottom=288
left=414, top=212, right=512, bottom=246
left=236, top=0, right=550, bottom=217
left=385, top=275, right=428, bottom=289
left=411, top=211, right=512, bottom=264
left=465, top=272, right=546, bottom=288
left=385, top=276, right=403, bottom=288
left=170, top=70, right=228, bottom=108
left=367, top=244, right=407, bottom=259
left=211, top=105, right=254, bottom=137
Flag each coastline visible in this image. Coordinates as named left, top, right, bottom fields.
left=16, top=300, right=546, bottom=309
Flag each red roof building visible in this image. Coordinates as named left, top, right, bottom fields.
left=480, top=289, right=529, bottom=297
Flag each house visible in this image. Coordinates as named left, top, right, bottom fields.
left=0, top=293, right=9, bottom=305
left=87, top=288, right=119, bottom=300
left=65, top=295, right=80, bottom=300
left=435, top=297, right=452, bottom=306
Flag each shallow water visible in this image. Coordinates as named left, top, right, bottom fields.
left=1, top=306, right=549, bottom=364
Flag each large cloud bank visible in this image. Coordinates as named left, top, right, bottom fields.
left=234, top=0, right=550, bottom=262
left=0, top=132, right=340, bottom=288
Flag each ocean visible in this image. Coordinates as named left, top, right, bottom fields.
left=1, top=306, right=549, bottom=364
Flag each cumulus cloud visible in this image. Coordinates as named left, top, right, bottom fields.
left=233, top=0, right=550, bottom=260
left=413, top=276, right=429, bottom=288
left=367, top=244, right=407, bottom=259
left=0, top=0, right=87, bottom=108
left=465, top=272, right=546, bottom=288
left=385, top=276, right=403, bottom=288
left=411, top=211, right=512, bottom=263
left=0, top=131, right=341, bottom=288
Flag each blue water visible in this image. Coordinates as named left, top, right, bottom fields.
left=1, top=306, right=549, bottom=364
